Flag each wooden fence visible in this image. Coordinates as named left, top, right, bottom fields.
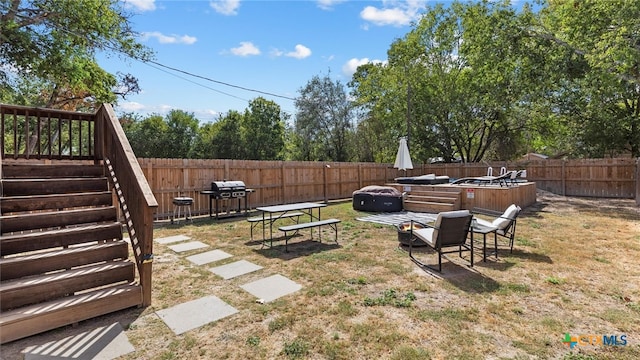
left=138, top=157, right=640, bottom=220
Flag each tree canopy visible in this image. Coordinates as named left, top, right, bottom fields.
left=0, top=0, right=152, bottom=109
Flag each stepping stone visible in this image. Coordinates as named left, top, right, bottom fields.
left=22, top=322, right=134, bottom=360
left=168, top=241, right=208, bottom=253
left=186, top=249, right=233, bottom=266
left=240, top=274, right=302, bottom=303
left=156, top=296, right=238, bottom=335
left=155, top=234, right=191, bottom=244
left=210, top=260, right=263, bottom=280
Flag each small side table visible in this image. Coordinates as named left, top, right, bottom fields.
left=172, top=197, right=194, bottom=224
left=471, top=222, right=498, bottom=262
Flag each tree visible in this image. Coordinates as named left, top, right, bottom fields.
left=193, top=111, right=244, bottom=159
left=241, top=97, right=286, bottom=160
left=125, top=114, right=169, bottom=158
left=0, top=0, right=152, bottom=109
left=164, top=110, right=199, bottom=159
left=350, top=62, right=407, bottom=163
left=124, top=110, right=198, bottom=159
left=351, top=1, right=540, bottom=163
left=294, top=74, right=354, bottom=161
left=533, top=0, right=640, bottom=157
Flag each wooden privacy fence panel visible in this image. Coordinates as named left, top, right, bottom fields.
left=420, top=158, right=638, bottom=199
left=138, top=157, right=640, bottom=220
left=137, top=158, right=401, bottom=219
left=524, top=158, right=637, bottom=198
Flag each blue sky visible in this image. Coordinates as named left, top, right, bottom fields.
left=100, top=0, right=434, bottom=122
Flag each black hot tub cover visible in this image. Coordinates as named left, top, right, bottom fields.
left=352, top=185, right=403, bottom=212
left=352, top=185, right=402, bottom=197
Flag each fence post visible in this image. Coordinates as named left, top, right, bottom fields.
left=636, top=157, right=639, bottom=206
left=281, top=162, right=286, bottom=204
left=323, top=163, right=329, bottom=204
left=562, top=160, right=566, bottom=196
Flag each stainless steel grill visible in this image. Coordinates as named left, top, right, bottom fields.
left=211, top=180, right=246, bottom=198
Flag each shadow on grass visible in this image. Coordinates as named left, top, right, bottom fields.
left=399, top=245, right=510, bottom=293
left=398, top=245, right=499, bottom=293
left=508, top=248, right=553, bottom=263
left=252, top=237, right=341, bottom=260
left=413, top=261, right=502, bottom=293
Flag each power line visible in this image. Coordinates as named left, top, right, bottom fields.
left=143, top=61, right=250, bottom=102
left=144, top=59, right=296, bottom=101
left=0, top=2, right=297, bottom=104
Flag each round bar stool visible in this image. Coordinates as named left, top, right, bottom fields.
left=172, top=197, right=194, bottom=224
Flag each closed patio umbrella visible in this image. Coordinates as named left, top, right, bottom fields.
left=394, top=136, right=413, bottom=171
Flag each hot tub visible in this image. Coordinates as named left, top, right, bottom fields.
left=352, top=185, right=403, bottom=212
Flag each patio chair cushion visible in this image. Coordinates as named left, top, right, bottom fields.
left=412, top=227, right=436, bottom=247
left=492, top=204, right=518, bottom=230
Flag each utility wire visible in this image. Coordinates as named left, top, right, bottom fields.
left=144, top=59, right=296, bottom=101
left=0, top=2, right=297, bottom=104
left=143, top=61, right=250, bottom=102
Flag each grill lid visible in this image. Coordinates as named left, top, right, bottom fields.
left=211, top=180, right=246, bottom=192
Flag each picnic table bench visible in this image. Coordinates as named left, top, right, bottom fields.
left=247, top=211, right=303, bottom=241
left=254, top=202, right=340, bottom=252
left=278, top=218, right=341, bottom=252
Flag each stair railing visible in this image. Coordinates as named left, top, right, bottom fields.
left=1, top=103, right=158, bottom=306
left=95, top=104, right=158, bottom=306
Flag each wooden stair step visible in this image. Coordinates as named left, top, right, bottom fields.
left=1, top=163, right=104, bottom=178
left=407, top=190, right=461, bottom=197
left=0, top=191, right=113, bottom=213
left=0, top=241, right=129, bottom=281
left=403, top=201, right=457, bottom=213
left=1, top=178, right=108, bottom=196
left=0, top=222, right=123, bottom=256
left=1, top=206, right=118, bottom=234
left=407, top=195, right=458, bottom=203
left=0, top=283, right=142, bottom=344
left=0, top=260, right=135, bottom=311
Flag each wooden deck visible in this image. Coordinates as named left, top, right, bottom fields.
left=389, top=182, right=537, bottom=212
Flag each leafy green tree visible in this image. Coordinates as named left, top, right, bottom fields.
left=351, top=1, right=540, bottom=163
left=123, top=110, right=198, bottom=158
left=192, top=111, right=244, bottom=159
left=164, top=110, right=199, bottom=158
left=533, top=0, right=640, bottom=157
left=294, top=74, right=354, bottom=161
left=125, top=114, right=169, bottom=158
left=241, top=97, right=286, bottom=160
left=0, top=0, right=152, bottom=109
left=349, top=63, right=403, bottom=163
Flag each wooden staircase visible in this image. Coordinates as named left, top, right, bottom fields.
left=0, top=162, right=143, bottom=344
left=400, top=187, right=462, bottom=213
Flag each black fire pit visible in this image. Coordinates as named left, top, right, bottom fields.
left=397, top=222, right=427, bottom=247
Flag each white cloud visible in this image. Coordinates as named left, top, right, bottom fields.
left=360, top=0, right=425, bottom=27
left=117, top=101, right=146, bottom=112
left=342, top=57, right=385, bottom=77
left=123, top=0, right=156, bottom=12
left=316, top=0, right=346, bottom=10
left=140, top=32, right=197, bottom=44
left=230, top=42, right=261, bottom=56
left=210, top=0, right=240, bottom=15
left=285, top=44, right=312, bottom=59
